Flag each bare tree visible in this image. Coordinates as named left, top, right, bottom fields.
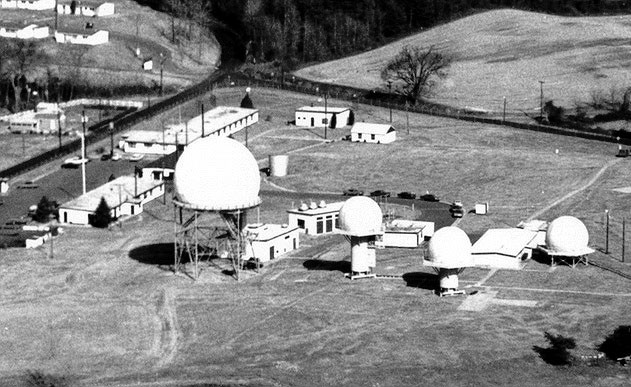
left=381, top=45, right=451, bottom=105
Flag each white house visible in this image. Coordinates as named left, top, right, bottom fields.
left=295, top=106, right=350, bottom=129
left=287, top=200, right=344, bottom=236
left=471, top=228, right=539, bottom=270
left=0, top=22, right=49, bottom=39
left=2, top=0, right=55, bottom=10
left=0, top=104, right=66, bottom=134
left=351, top=122, right=396, bottom=144
left=54, top=28, right=109, bottom=45
left=57, top=1, right=115, bottom=16
left=58, top=175, right=165, bottom=225
left=244, top=223, right=300, bottom=263
left=119, top=106, right=259, bottom=155
left=381, top=219, right=434, bottom=248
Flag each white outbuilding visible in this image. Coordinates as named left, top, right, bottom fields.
left=54, top=28, right=109, bottom=45
left=287, top=200, right=344, bottom=235
left=471, top=228, right=539, bottom=270
left=295, top=106, right=350, bottom=129
left=382, top=219, right=434, bottom=248
left=57, top=1, right=115, bottom=16
left=351, top=122, right=396, bottom=144
left=244, top=223, right=300, bottom=263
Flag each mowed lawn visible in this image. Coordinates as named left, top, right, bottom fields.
left=295, top=9, right=631, bottom=117
left=1, top=87, right=631, bottom=386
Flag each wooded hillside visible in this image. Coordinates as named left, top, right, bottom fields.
left=138, top=0, right=631, bottom=66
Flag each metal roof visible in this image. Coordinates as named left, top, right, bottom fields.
left=471, top=228, right=538, bottom=258
left=287, top=201, right=344, bottom=216
left=296, top=106, right=349, bottom=114
left=351, top=122, right=395, bottom=135
left=60, top=175, right=163, bottom=211
left=245, top=223, right=299, bottom=242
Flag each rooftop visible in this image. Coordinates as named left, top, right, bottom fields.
left=60, top=175, right=163, bottom=211
left=296, top=106, right=350, bottom=114
left=471, top=228, right=538, bottom=258
left=245, top=223, right=299, bottom=242
left=287, top=201, right=344, bottom=216
left=385, top=219, right=433, bottom=233
left=351, top=122, right=395, bottom=135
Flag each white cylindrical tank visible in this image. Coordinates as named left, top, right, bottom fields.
left=350, top=236, right=376, bottom=273
left=269, top=155, right=289, bottom=177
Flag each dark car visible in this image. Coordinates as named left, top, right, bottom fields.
left=370, top=190, right=391, bottom=198
left=397, top=191, right=416, bottom=199
left=343, top=188, right=364, bottom=196
left=419, top=193, right=440, bottom=202
left=16, top=181, right=38, bottom=189
left=101, top=153, right=112, bottom=161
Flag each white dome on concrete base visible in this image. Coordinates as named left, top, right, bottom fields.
left=337, top=196, right=383, bottom=236
left=425, top=226, right=474, bottom=269
left=174, top=136, right=261, bottom=210
left=545, top=216, right=593, bottom=256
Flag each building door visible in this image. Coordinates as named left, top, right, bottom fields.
left=293, top=238, right=296, bottom=250
left=63, top=211, right=67, bottom=223
left=131, top=206, right=135, bottom=215
left=310, top=117, right=314, bottom=127
left=269, top=246, right=275, bottom=260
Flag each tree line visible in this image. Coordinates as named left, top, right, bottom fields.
left=136, top=0, right=631, bottom=68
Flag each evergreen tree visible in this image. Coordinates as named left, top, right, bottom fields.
left=240, top=91, right=254, bottom=109
left=91, top=196, right=112, bottom=228
left=329, top=113, right=337, bottom=128
left=599, top=325, right=631, bottom=361
left=33, top=195, right=56, bottom=223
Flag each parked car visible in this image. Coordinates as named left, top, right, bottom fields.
left=62, top=156, right=89, bottom=168
left=343, top=188, right=364, bottom=196
left=617, top=148, right=630, bottom=158
left=111, top=153, right=122, bottom=161
left=419, top=193, right=440, bottom=202
left=16, top=181, right=39, bottom=189
left=370, top=190, right=391, bottom=198
left=128, top=153, right=144, bottom=162
left=397, top=191, right=416, bottom=199
left=100, top=153, right=111, bottom=161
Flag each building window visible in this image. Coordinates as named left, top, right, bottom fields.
left=371, top=134, right=375, bottom=140
left=316, top=220, right=323, bottom=234
left=358, top=133, right=362, bottom=139
left=297, top=219, right=305, bottom=229
left=326, top=217, right=333, bottom=232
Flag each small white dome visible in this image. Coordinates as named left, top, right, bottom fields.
left=337, top=196, right=383, bottom=236
left=174, top=136, right=261, bottom=210
left=545, top=216, right=591, bottom=255
left=426, top=227, right=473, bottom=268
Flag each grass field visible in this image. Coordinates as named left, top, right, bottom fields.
left=294, top=9, right=631, bottom=120
left=2, top=87, right=631, bottom=386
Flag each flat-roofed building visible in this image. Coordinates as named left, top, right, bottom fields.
left=295, top=106, right=350, bottom=129
left=1, top=0, right=55, bottom=10
left=381, top=219, right=434, bottom=248
left=54, top=28, right=109, bottom=45
left=0, top=22, right=49, bottom=39
left=351, top=122, right=396, bottom=144
left=58, top=175, right=164, bottom=225
left=287, top=201, right=344, bottom=235
left=244, top=223, right=300, bottom=262
left=0, top=104, right=66, bottom=134
left=471, top=228, right=539, bottom=270
left=119, top=106, right=259, bottom=155
left=57, top=0, right=114, bottom=16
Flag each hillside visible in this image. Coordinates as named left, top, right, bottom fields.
left=294, top=9, right=631, bottom=115
left=2, top=0, right=220, bottom=93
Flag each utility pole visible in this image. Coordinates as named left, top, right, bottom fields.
left=109, top=121, right=114, bottom=157
left=387, top=80, right=393, bottom=123
left=503, top=96, right=507, bottom=123
left=201, top=103, right=205, bottom=138
left=406, top=102, right=409, bottom=135
left=539, top=80, right=545, bottom=121
left=57, top=111, right=62, bottom=150
left=79, top=132, right=86, bottom=195
left=605, top=209, right=610, bottom=254
left=159, top=52, right=165, bottom=97
left=81, top=110, right=88, bottom=159
left=54, top=0, right=58, bottom=31
left=623, top=218, right=626, bottom=263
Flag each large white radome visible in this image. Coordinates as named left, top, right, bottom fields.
left=545, top=216, right=592, bottom=255
left=174, top=136, right=261, bottom=210
left=337, top=196, right=383, bottom=236
left=425, top=226, right=474, bottom=268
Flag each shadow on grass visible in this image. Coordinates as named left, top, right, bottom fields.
left=532, top=345, right=571, bottom=366
left=402, top=272, right=438, bottom=290
left=303, top=259, right=350, bottom=272
left=129, top=243, right=177, bottom=270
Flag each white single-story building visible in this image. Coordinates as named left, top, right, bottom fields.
left=54, top=28, right=109, bottom=45
left=58, top=175, right=165, bottom=225
left=142, top=151, right=178, bottom=181
left=57, top=0, right=115, bottom=16
left=142, top=59, right=153, bottom=71
left=119, top=106, right=259, bottom=155
left=244, top=223, right=300, bottom=263
left=0, top=105, right=66, bottom=134
left=471, top=228, right=539, bottom=270
left=287, top=201, right=344, bottom=236
left=351, top=122, right=396, bottom=144
left=295, top=106, right=350, bottom=129
left=381, top=219, right=434, bottom=248
left=0, top=22, right=49, bottom=39
left=1, top=0, right=55, bottom=10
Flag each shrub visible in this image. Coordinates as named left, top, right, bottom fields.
left=599, top=325, right=631, bottom=361
left=533, top=332, right=576, bottom=366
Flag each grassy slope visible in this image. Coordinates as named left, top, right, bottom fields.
left=2, top=0, right=220, bottom=89
left=294, top=9, right=631, bottom=116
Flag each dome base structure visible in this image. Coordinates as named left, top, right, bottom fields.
left=538, top=245, right=593, bottom=268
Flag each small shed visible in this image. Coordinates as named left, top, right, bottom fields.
left=142, top=59, right=153, bottom=71
left=351, top=122, right=396, bottom=144
left=244, top=223, right=300, bottom=263
left=471, top=228, right=539, bottom=270
left=382, top=219, right=434, bottom=248
left=295, top=106, right=350, bottom=129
